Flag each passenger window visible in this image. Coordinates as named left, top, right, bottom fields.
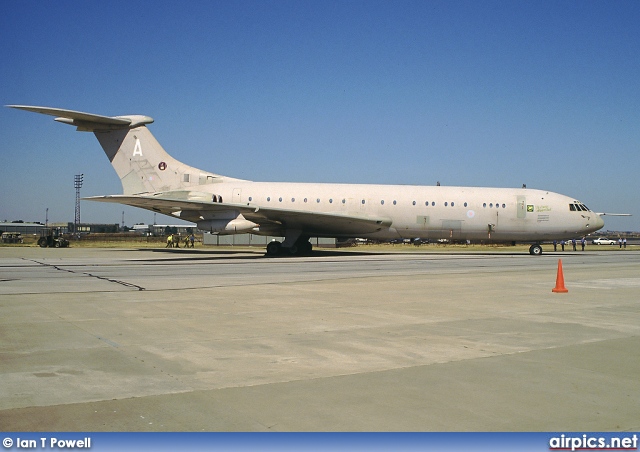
left=381, top=200, right=385, bottom=205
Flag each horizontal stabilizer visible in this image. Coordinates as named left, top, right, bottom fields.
left=7, top=105, right=153, bottom=131
left=596, top=213, right=632, bottom=216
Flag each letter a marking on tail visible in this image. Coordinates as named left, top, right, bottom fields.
left=133, top=138, right=143, bottom=157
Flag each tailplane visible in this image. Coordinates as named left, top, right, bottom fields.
left=7, top=105, right=239, bottom=195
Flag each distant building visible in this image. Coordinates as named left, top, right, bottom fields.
left=202, top=233, right=336, bottom=248
left=67, top=223, right=120, bottom=234
left=0, top=222, right=48, bottom=235
left=128, top=224, right=196, bottom=236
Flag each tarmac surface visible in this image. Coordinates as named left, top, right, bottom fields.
left=1, top=246, right=639, bottom=431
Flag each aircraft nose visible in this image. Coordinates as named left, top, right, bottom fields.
left=594, top=214, right=605, bottom=230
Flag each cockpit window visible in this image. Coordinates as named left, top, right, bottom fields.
left=570, top=203, right=591, bottom=212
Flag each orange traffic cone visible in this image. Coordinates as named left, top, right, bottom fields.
left=552, top=259, right=568, bottom=293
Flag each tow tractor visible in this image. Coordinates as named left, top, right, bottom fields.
left=37, top=228, right=70, bottom=248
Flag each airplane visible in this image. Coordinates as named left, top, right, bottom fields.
left=8, top=105, right=607, bottom=256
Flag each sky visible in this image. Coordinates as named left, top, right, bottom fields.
left=1, top=0, right=639, bottom=232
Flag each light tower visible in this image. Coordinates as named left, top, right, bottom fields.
left=74, top=174, right=83, bottom=233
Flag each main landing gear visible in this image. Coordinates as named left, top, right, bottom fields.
left=528, top=244, right=543, bottom=256
left=266, top=237, right=313, bottom=256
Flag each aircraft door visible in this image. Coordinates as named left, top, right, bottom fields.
left=233, top=188, right=242, bottom=203
left=517, top=196, right=527, bottom=219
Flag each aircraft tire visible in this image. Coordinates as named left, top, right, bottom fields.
left=529, top=244, right=543, bottom=256
left=266, top=241, right=282, bottom=256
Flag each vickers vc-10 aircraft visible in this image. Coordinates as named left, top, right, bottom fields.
left=10, top=105, right=606, bottom=256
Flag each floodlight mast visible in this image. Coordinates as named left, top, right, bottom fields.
left=74, top=174, right=83, bottom=233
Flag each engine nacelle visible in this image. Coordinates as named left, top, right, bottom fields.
left=197, top=216, right=258, bottom=235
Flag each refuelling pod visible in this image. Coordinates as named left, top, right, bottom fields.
left=197, top=215, right=258, bottom=235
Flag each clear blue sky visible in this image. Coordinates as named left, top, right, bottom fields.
left=1, top=0, right=639, bottom=232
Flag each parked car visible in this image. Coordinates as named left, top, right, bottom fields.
left=592, top=237, right=617, bottom=245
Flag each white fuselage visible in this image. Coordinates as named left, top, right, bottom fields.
left=193, top=181, right=603, bottom=242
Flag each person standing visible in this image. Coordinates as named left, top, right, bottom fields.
left=553, top=240, right=558, bottom=252
left=581, top=237, right=586, bottom=251
left=623, top=238, right=627, bottom=249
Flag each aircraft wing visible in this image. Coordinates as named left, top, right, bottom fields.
left=86, top=194, right=392, bottom=236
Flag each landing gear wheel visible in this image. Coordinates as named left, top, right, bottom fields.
left=266, top=241, right=282, bottom=256
left=529, top=244, right=543, bottom=256
left=290, top=237, right=312, bottom=256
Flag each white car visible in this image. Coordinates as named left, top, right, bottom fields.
left=592, top=237, right=617, bottom=245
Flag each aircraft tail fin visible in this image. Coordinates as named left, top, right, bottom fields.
left=8, top=105, right=233, bottom=195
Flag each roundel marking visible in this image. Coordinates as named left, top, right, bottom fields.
left=466, top=210, right=475, bottom=219
left=158, top=162, right=167, bottom=171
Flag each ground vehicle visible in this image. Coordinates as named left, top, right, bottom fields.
left=592, top=237, right=617, bottom=245
left=37, top=228, right=70, bottom=248
left=1, top=232, right=23, bottom=244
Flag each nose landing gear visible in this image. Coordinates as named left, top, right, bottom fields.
left=529, top=244, right=543, bottom=256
